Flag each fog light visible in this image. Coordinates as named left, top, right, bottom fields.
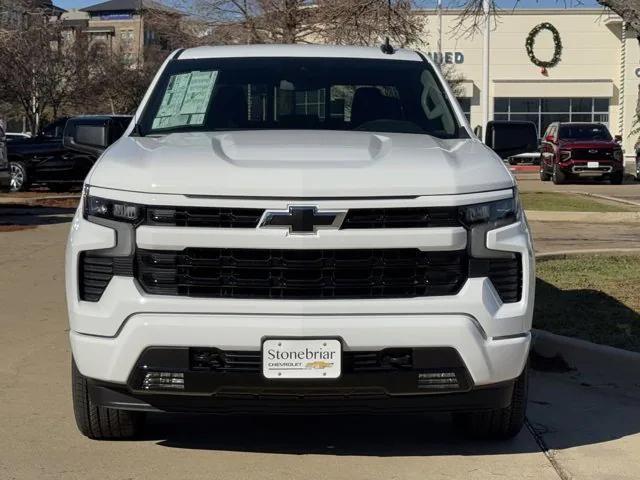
left=417, top=372, right=459, bottom=390
left=142, top=372, right=184, bottom=391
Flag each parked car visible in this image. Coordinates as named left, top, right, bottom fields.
left=539, top=122, right=624, bottom=185
left=7, top=116, right=130, bottom=192
left=65, top=44, right=537, bottom=441
left=0, top=124, right=9, bottom=191
left=507, top=152, right=541, bottom=166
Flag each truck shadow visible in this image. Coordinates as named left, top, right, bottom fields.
left=144, top=412, right=542, bottom=455
left=534, top=278, right=640, bottom=351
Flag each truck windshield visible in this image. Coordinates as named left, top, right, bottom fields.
left=559, top=124, right=612, bottom=141
left=138, top=57, right=463, bottom=139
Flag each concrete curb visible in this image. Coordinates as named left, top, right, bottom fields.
left=526, top=210, right=640, bottom=223
left=536, top=248, right=640, bottom=261
left=532, top=329, right=640, bottom=391
left=0, top=194, right=80, bottom=205
left=569, top=190, right=640, bottom=207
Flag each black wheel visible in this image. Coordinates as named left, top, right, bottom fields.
left=552, top=163, right=566, bottom=185
left=454, top=366, right=528, bottom=440
left=539, top=164, right=551, bottom=182
left=610, top=171, right=624, bottom=185
left=72, top=359, right=144, bottom=440
left=9, top=160, right=29, bottom=192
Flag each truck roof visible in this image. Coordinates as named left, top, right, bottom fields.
left=178, top=44, right=423, bottom=62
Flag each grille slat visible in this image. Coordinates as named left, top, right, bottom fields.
left=487, top=255, right=523, bottom=303
left=79, top=253, right=134, bottom=302
left=137, top=248, right=468, bottom=300
left=342, top=207, right=460, bottom=229
left=144, top=206, right=462, bottom=229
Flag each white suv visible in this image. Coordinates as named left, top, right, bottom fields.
left=66, top=45, right=535, bottom=440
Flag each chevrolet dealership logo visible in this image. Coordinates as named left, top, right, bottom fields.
left=258, top=206, right=346, bottom=234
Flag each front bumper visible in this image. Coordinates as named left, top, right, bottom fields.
left=561, top=160, right=623, bottom=176
left=67, top=189, right=535, bottom=399
left=88, top=378, right=517, bottom=414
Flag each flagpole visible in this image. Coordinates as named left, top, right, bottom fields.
left=438, top=0, right=443, bottom=61
left=481, top=0, right=491, bottom=133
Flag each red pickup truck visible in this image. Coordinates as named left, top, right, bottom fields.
left=539, top=122, right=624, bottom=185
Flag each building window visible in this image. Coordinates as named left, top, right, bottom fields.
left=120, top=29, right=134, bottom=45
left=295, top=89, right=326, bottom=119
left=456, top=97, right=471, bottom=123
left=494, top=97, right=610, bottom=136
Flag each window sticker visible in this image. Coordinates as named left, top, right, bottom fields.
left=152, top=70, right=218, bottom=130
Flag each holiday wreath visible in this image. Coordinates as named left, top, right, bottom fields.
left=525, top=22, right=562, bottom=70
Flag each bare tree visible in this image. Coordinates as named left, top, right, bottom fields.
left=187, top=0, right=425, bottom=46
left=0, top=11, right=82, bottom=133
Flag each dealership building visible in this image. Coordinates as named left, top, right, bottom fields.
left=422, top=8, right=639, bottom=160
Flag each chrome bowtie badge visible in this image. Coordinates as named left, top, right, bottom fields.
left=258, top=206, right=346, bottom=234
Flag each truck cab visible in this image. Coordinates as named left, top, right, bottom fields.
left=65, top=45, right=536, bottom=441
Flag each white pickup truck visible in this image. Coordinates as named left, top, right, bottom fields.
left=64, top=44, right=536, bottom=440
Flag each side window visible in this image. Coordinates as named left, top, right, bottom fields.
left=544, top=125, right=556, bottom=141
left=42, top=119, right=66, bottom=139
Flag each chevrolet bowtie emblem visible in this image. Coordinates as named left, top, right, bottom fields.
left=258, top=206, right=347, bottom=234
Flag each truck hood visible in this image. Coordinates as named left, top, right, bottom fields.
left=88, top=130, right=514, bottom=197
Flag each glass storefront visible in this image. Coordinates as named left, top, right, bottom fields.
left=494, top=97, right=610, bottom=136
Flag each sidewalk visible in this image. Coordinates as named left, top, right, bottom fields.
left=529, top=220, right=640, bottom=254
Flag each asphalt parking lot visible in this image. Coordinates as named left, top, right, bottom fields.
left=1, top=177, right=640, bottom=479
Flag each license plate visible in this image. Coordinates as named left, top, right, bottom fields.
left=587, top=161, right=599, bottom=169
left=262, top=339, right=341, bottom=379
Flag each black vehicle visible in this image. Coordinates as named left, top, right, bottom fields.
left=0, top=124, right=9, bottom=191
left=7, top=116, right=131, bottom=192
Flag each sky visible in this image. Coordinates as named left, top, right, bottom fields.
left=53, top=0, right=602, bottom=11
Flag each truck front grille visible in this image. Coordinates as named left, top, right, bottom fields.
left=144, top=206, right=462, bottom=229
left=136, top=248, right=468, bottom=299
left=487, top=255, right=523, bottom=303
left=78, top=253, right=133, bottom=301
left=570, top=148, right=614, bottom=161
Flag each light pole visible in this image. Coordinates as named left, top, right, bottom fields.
left=481, top=0, right=491, bottom=133
left=438, top=0, right=443, bottom=62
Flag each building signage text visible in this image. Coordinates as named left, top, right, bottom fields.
left=427, top=51, right=465, bottom=65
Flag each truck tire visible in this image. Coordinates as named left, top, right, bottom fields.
left=610, top=171, right=624, bottom=185
left=72, top=359, right=144, bottom=440
left=539, top=165, right=551, bottom=182
left=552, top=164, right=566, bottom=185
left=9, top=160, right=29, bottom=192
left=454, top=366, right=528, bottom=440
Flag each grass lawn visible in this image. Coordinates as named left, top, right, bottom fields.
left=521, top=192, right=637, bottom=212
left=535, top=255, right=640, bottom=352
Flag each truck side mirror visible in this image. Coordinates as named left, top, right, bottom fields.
left=63, top=116, right=130, bottom=157
left=485, top=121, right=539, bottom=160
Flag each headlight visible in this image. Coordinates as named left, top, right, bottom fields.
left=559, top=150, right=572, bottom=162
left=460, top=193, right=520, bottom=227
left=613, top=149, right=623, bottom=162
left=83, top=190, right=145, bottom=224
